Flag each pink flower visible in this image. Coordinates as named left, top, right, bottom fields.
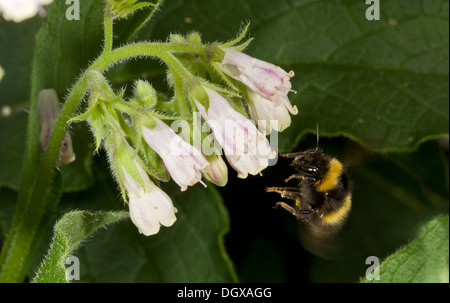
left=195, top=87, right=275, bottom=178
left=247, top=89, right=293, bottom=135
left=122, top=164, right=177, bottom=236
left=220, top=48, right=297, bottom=115
left=141, top=117, right=209, bottom=191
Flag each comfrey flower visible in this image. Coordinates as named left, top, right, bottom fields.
left=122, top=161, right=177, bottom=236
left=247, top=89, right=292, bottom=135
left=219, top=48, right=298, bottom=123
left=195, top=86, right=275, bottom=178
left=141, top=117, right=209, bottom=191
left=0, top=0, right=53, bottom=22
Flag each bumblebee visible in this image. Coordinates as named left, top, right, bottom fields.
left=266, top=125, right=352, bottom=257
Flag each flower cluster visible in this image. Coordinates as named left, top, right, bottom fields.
left=71, top=26, right=297, bottom=236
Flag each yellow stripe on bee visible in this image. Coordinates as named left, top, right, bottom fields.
left=317, top=158, right=343, bottom=193
left=295, top=198, right=301, bottom=208
left=322, top=194, right=352, bottom=226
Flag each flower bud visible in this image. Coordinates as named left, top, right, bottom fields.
left=202, top=155, right=228, bottom=187
left=134, top=80, right=157, bottom=108
left=169, top=34, right=186, bottom=43
left=38, top=88, right=75, bottom=166
left=187, top=32, right=202, bottom=44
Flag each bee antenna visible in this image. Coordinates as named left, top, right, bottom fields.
left=314, top=123, right=320, bottom=153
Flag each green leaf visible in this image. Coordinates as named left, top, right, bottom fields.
left=32, top=210, right=129, bottom=283
left=361, top=215, right=449, bottom=283
left=0, top=17, right=43, bottom=189
left=113, top=0, right=164, bottom=45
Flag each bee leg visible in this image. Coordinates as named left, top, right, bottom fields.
left=284, top=174, right=303, bottom=183
left=266, top=187, right=301, bottom=201
left=274, top=202, right=314, bottom=221
left=279, top=152, right=303, bottom=158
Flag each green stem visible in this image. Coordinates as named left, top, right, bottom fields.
left=103, top=12, right=113, bottom=54
left=0, top=39, right=213, bottom=282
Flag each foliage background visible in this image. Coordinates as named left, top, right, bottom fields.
left=0, top=0, right=448, bottom=282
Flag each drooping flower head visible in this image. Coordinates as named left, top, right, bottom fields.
left=122, top=163, right=177, bottom=236
left=108, top=131, right=177, bottom=236
left=220, top=48, right=298, bottom=115
left=194, top=86, right=276, bottom=178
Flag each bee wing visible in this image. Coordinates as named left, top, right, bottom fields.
left=297, top=219, right=344, bottom=260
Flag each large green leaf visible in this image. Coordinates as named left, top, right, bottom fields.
left=361, top=215, right=449, bottom=283
left=32, top=210, right=129, bottom=283
left=0, top=18, right=43, bottom=189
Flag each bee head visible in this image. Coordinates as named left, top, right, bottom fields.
left=291, top=148, right=324, bottom=169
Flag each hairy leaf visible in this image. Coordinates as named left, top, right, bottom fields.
left=361, top=215, right=449, bottom=283
left=32, top=210, right=129, bottom=283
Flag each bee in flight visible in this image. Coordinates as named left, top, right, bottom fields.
left=266, top=124, right=352, bottom=257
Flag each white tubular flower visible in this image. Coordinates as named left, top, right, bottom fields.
left=247, top=89, right=292, bottom=135
left=141, top=117, right=209, bottom=191
left=122, top=164, right=177, bottom=236
left=195, top=87, right=275, bottom=178
left=220, top=48, right=297, bottom=115
left=0, top=0, right=53, bottom=22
